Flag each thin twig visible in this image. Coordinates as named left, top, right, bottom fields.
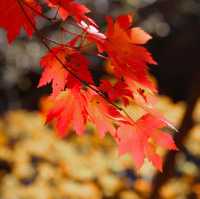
left=53, top=6, right=60, bottom=20
left=22, top=0, right=55, bottom=22
left=60, top=26, right=81, bottom=36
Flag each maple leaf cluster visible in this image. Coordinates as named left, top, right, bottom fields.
left=0, top=0, right=177, bottom=171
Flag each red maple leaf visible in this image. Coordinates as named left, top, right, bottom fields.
left=44, top=85, right=127, bottom=140
left=117, top=114, right=177, bottom=171
left=46, top=87, right=88, bottom=136
left=38, top=46, right=68, bottom=96
left=88, top=14, right=157, bottom=92
left=46, top=0, right=95, bottom=25
left=87, top=94, right=121, bottom=138
left=0, top=0, right=41, bottom=43
left=38, top=45, right=93, bottom=96
left=99, top=80, right=133, bottom=106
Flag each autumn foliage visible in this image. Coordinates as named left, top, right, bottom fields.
left=0, top=0, right=177, bottom=171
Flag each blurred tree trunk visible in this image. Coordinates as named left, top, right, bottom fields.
left=149, top=73, right=200, bottom=199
